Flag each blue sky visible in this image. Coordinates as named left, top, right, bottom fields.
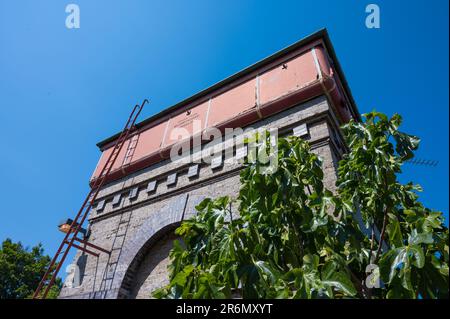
left=0, top=0, right=448, bottom=272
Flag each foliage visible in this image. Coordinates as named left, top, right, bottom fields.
left=154, top=112, right=448, bottom=299
left=338, top=112, right=448, bottom=298
left=0, top=238, right=62, bottom=299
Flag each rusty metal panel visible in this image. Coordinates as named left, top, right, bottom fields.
left=132, top=121, right=167, bottom=160
left=91, top=147, right=113, bottom=181
left=91, top=120, right=166, bottom=180
left=312, top=45, right=332, bottom=77
left=164, top=100, right=209, bottom=147
left=259, top=50, right=318, bottom=105
left=91, top=140, right=128, bottom=179
left=207, top=78, right=256, bottom=127
left=89, top=39, right=348, bottom=184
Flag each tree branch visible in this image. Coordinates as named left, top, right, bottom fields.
left=374, top=208, right=388, bottom=263
left=348, top=268, right=369, bottom=299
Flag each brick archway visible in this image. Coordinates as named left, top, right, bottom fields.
left=109, top=194, right=205, bottom=299
left=118, top=222, right=180, bottom=299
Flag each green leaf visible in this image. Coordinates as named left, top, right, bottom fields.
left=154, top=122, right=448, bottom=300
left=254, top=260, right=279, bottom=285
left=408, top=229, right=433, bottom=245
left=321, top=260, right=357, bottom=297
left=322, top=271, right=357, bottom=297
left=408, top=245, right=425, bottom=268
left=172, top=265, right=194, bottom=287
left=302, top=254, right=319, bottom=272
left=386, top=217, right=403, bottom=247
left=379, top=248, right=406, bottom=283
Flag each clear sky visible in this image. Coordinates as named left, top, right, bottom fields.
left=0, top=0, right=448, bottom=275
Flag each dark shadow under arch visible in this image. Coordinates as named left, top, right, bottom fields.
left=109, top=193, right=206, bottom=299
left=118, top=222, right=180, bottom=299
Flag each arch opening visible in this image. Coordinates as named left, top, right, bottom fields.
left=118, top=223, right=181, bottom=299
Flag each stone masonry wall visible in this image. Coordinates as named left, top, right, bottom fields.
left=58, top=95, right=346, bottom=299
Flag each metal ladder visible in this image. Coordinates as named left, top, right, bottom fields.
left=94, top=206, right=133, bottom=299
left=33, top=99, right=148, bottom=299
left=122, top=133, right=140, bottom=167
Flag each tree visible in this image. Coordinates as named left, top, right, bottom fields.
left=153, top=112, right=449, bottom=299
left=0, top=238, right=62, bottom=299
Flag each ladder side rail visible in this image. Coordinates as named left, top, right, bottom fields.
left=38, top=130, right=128, bottom=298
left=89, top=128, right=135, bottom=194
left=35, top=100, right=147, bottom=298
left=35, top=192, right=95, bottom=298
left=94, top=129, right=132, bottom=181
left=39, top=130, right=131, bottom=298
left=117, top=99, right=148, bottom=167
left=93, top=99, right=147, bottom=185
left=130, top=99, right=147, bottom=125
left=92, top=100, right=147, bottom=187
left=92, top=104, right=140, bottom=183
left=32, top=187, right=96, bottom=298
left=38, top=101, right=148, bottom=298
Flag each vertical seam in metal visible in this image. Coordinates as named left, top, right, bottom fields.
left=161, top=117, right=171, bottom=148
left=312, top=47, right=329, bottom=96
left=204, top=98, right=212, bottom=130
left=255, top=75, right=262, bottom=118
left=311, top=47, right=323, bottom=80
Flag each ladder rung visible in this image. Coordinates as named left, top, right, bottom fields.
left=32, top=100, right=148, bottom=299
left=57, top=249, right=67, bottom=256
